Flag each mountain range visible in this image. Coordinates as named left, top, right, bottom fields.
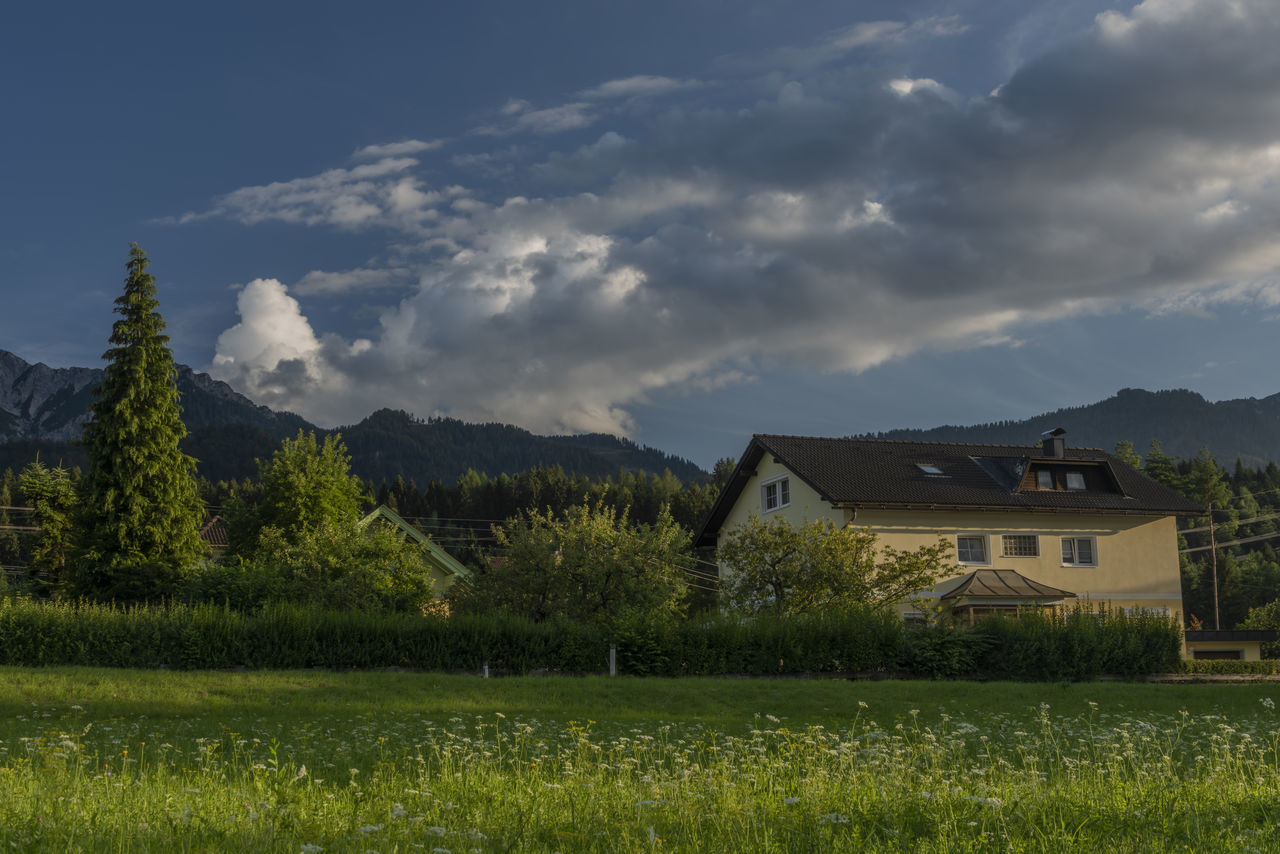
left=865, top=387, right=1280, bottom=469
left=0, top=349, right=706, bottom=483
left=5, top=346, right=1280, bottom=483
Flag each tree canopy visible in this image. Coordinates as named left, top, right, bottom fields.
left=450, top=501, right=691, bottom=625
left=717, top=516, right=955, bottom=615
left=73, top=245, right=205, bottom=599
left=229, top=430, right=363, bottom=554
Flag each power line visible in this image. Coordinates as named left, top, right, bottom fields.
left=1181, top=530, right=1280, bottom=554
left=1182, top=511, right=1280, bottom=535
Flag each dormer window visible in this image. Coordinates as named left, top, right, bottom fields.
left=1036, top=470, right=1053, bottom=489
left=762, top=476, right=790, bottom=512
left=1065, top=472, right=1086, bottom=490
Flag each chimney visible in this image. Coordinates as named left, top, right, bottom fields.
left=1040, top=427, right=1066, bottom=458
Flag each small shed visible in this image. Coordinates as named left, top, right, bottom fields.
left=1183, top=630, right=1278, bottom=661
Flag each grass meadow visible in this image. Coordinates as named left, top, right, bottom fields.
left=1, top=669, right=1279, bottom=852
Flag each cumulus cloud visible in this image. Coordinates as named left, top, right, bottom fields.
left=198, top=0, right=1280, bottom=434
left=210, top=279, right=373, bottom=423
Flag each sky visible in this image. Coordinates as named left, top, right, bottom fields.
left=3, top=0, right=1280, bottom=469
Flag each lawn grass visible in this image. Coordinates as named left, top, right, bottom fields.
left=0, top=667, right=1271, bottom=727
left=1, top=668, right=1279, bottom=852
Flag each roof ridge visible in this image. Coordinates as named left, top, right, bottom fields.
left=752, top=434, right=1109, bottom=453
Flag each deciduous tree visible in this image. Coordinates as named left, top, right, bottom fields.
left=228, top=430, right=363, bottom=554
left=717, top=516, right=955, bottom=615
left=451, top=501, right=691, bottom=625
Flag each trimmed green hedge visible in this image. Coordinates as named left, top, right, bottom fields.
left=1180, top=659, right=1280, bottom=676
left=0, top=598, right=1183, bottom=680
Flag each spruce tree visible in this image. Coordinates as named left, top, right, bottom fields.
left=73, top=244, right=205, bottom=599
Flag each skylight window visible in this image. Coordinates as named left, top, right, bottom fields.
left=916, top=463, right=944, bottom=475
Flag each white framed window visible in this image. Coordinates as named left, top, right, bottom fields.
left=761, top=476, right=790, bottom=513
left=1061, top=537, right=1097, bottom=566
left=1036, top=470, right=1053, bottom=489
left=1065, top=472, right=1086, bottom=490
left=1001, top=534, right=1039, bottom=557
left=956, top=534, right=989, bottom=565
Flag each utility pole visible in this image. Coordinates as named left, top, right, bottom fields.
left=1209, top=503, right=1220, bottom=631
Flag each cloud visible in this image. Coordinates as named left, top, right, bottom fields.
left=197, top=0, right=1280, bottom=435
left=293, top=267, right=415, bottom=296
left=717, top=15, right=967, bottom=72
left=209, top=279, right=372, bottom=422
left=177, top=157, right=442, bottom=231
left=578, top=75, right=704, bottom=100
left=474, top=101, right=597, bottom=136
left=352, top=139, right=444, bottom=159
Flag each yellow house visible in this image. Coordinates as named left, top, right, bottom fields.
left=693, top=432, right=1253, bottom=657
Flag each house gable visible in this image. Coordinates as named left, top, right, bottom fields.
left=358, top=505, right=473, bottom=592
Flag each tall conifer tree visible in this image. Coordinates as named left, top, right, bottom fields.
left=74, top=245, right=205, bottom=599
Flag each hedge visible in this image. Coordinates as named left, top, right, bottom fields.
left=0, top=598, right=1184, bottom=680
left=1179, top=659, right=1280, bottom=676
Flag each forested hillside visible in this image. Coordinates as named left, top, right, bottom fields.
left=870, top=388, right=1280, bottom=468
left=0, top=350, right=706, bottom=483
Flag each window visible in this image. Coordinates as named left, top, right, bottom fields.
left=1002, top=534, right=1039, bottom=557
left=1036, top=470, right=1053, bottom=489
left=916, top=463, right=945, bottom=476
left=956, top=535, right=988, bottom=564
left=1061, top=537, right=1097, bottom=566
left=1065, top=472, right=1086, bottom=490
left=761, top=477, right=790, bottom=512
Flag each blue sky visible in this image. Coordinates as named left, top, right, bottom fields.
left=3, top=0, right=1280, bottom=468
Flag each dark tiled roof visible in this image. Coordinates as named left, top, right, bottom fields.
left=939, top=569, right=1076, bottom=601
left=695, top=435, right=1203, bottom=547
left=199, top=516, right=229, bottom=548
left=753, top=435, right=1203, bottom=514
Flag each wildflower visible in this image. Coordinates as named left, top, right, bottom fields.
left=783, top=797, right=801, bottom=805
left=357, top=825, right=382, bottom=833
left=966, top=796, right=1003, bottom=808
left=1261, top=698, right=1276, bottom=711
left=766, top=714, right=780, bottom=723
left=300, top=846, right=323, bottom=853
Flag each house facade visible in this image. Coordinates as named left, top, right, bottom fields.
left=696, top=433, right=1203, bottom=627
